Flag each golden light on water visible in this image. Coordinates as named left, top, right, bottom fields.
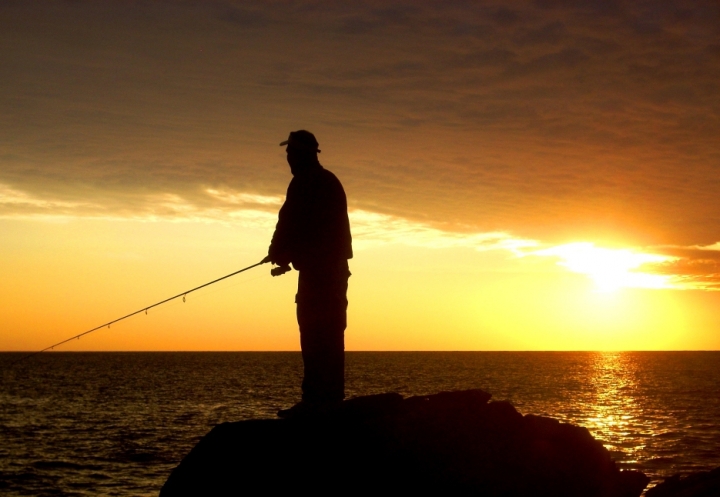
left=584, top=353, right=645, bottom=466
left=533, top=352, right=709, bottom=487
left=575, top=352, right=686, bottom=477
left=532, top=243, right=676, bottom=293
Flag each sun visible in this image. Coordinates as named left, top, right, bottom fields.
left=531, top=242, right=675, bottom=293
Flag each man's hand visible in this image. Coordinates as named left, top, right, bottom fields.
left=262, top=253, right=292, bottom=276
left=271, top=265, right=292, bottom=277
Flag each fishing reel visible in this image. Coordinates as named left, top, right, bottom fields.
left=271, top=264, right=292, bottom=277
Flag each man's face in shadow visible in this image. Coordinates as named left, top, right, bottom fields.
left=286, top=146, right=315, bottom=176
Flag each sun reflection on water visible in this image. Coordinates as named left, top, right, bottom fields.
left=549, top=351, right=715, bottom=492
left=582, top=353, right=646, bottom=467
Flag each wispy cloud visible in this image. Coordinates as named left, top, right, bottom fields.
left=0, top=184, right=90, bottom=214
left=0, top=183, right=534, bottom=250
left=527, top=241, right=720, bottom=292
left=205, top=189, right=283, bottom=206
left=3, top=182, right=718, bottom=291
left=528, top=242, right=676, bottom=292
left=349, top=209, right=536, bottom=252
left=642, top=243, right=720, bottom=291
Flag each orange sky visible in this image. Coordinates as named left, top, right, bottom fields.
left=1, top=1, right=719, bottom=351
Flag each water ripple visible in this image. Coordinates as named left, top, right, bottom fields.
left=1, top=351, right=719, bottom=495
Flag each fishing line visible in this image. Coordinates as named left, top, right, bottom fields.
left=10, top=259, right=268, bottom=366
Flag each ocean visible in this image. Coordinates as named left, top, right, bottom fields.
left=1, top=351, right=719, bottom=496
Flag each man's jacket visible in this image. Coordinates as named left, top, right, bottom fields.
left=269, top=164, right=353, bottom=271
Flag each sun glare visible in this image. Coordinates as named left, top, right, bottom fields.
left=532, top=243, right=676, bottom=292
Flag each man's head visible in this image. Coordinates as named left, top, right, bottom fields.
left=280, top=130, right=320, bottom=175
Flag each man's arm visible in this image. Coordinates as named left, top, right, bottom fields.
left=266, top=180, right=298, bottom=271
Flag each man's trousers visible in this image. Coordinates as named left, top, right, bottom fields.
left=296, top=262, right=350, bottom=403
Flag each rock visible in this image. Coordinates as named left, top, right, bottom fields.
left=646, top=467, right=720, bottom=497
left=160, top=389, right=648, bottom=497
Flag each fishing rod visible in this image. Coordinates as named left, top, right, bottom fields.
left=10, top=259, right=272, bottom=366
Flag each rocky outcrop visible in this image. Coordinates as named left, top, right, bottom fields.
left=646, top=467, right=720, bottom=497
left=161, top=390, right=648, bottom=497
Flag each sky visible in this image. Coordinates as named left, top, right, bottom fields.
left=1, top=0, right=719, bottom=351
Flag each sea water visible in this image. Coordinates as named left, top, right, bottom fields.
left=1, top=351, right=719, bottom=496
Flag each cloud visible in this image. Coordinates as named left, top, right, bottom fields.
left=1, top=0, right=719, bottom=248
left=0, top=183, right=281, bottom=227
left=0, top=182, right=534, bottom=251
left=528, top=241, right=720, bottom=291
left=0, top=184, right=88, bottom=212
left=349, top=209, right=537, bottom=252
left=212, top=2, right=269, bottom=27
left=529, top=242, right=676, bottom=291
left=204, top=189, right=283, bottom=207
left=641, top=243, right=720, bottom=290
left=4, top=181, right=719, bottom=291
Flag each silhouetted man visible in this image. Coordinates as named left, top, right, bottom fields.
left=264, top=130, right=352, bottom=418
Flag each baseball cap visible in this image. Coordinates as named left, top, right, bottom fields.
left=279, top=130, right=321, bottom=153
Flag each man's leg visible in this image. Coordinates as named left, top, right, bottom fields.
left=296, top=266, right=348, bottom=403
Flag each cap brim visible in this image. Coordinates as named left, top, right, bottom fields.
left=279, top=140, right=320, bottom=153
